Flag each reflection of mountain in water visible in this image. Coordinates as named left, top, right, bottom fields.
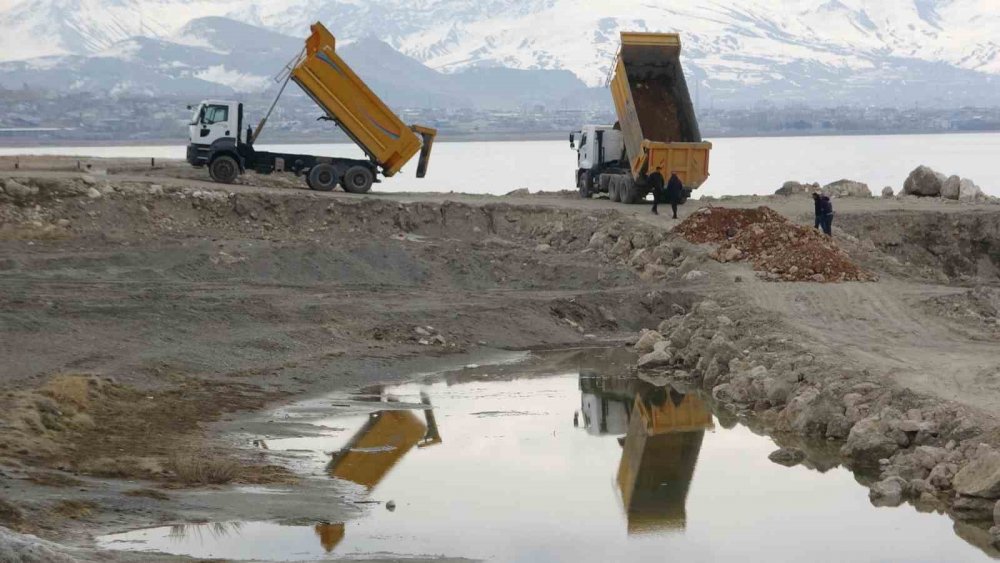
left=580, top=373, right=714, bottom=534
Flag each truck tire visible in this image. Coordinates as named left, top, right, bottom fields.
left=308, top=164, right=338, bottom=192
left=624, top=180, right=643, bottom=204
left=209, top=155, right=239, bottom=184
left=599, top=174, right=611, bottom=195
left=609, top=177, right=622, bottom=203
left=343, top=166, right=375, bottom=194
left=578, top=171, right=591, bottom=199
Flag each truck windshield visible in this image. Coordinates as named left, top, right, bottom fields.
left=203, top=105, right=229, bottom=125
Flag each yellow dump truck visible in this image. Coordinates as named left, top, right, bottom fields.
left=187, top=22, right=436, bottom=193
left=570, top=32, right=712, bottom=204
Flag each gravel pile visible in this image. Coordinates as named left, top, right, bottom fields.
left=675, top=207, right=877, bottom=282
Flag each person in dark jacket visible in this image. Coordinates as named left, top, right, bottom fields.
left=665, top=172, right=685, bottom=219
left=819, top=194, right=834, bottom=236
left=812, top=192, right=823, bottom=230
left=649, top=168, right=665, bottom=215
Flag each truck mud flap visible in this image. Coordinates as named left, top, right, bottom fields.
left=413, top=126, right=437, bottom=178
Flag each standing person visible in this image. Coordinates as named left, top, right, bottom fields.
left=812, top=192, right=823, bottom=230
left=666, top=172, right=684, bottom=219
left=649, top=168, right=665, bottom=215
left=819, top=194, right=834, bottom=236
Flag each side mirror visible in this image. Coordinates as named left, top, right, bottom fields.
left=569, top=133, right=575, bottom=149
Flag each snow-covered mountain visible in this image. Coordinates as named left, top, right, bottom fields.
left=0, top=0, right=997, bottom=106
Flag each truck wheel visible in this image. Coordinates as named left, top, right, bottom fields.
left=343, top=166, right=375, bottom=194
left=609, top=177, right=622, bottom=203
left=624, top=180, right=643, bottom=204
left=308, top=164, right=338, bottom=192
left=209, top=155, right=239, bottom=184
left=578, top=171, right=591, bottom=199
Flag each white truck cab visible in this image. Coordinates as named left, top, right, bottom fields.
left=187, top=100, right=247, bottom=166
left=569, top=125, right=626, bottom=198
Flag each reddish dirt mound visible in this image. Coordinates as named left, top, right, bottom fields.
left=675, top=207, right=876, bottom=282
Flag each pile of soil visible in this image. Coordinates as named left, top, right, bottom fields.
left=675, top=207, right=876, bottom=282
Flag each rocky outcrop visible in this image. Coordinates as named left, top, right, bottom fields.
left=823, top=179, right=872, bottom=198
left=633, top=295, right=999, bottom=524
left=775, top=181, right=820, bottom=196
left=882, top=186, right=895, bottom=198
left=902, top=166, right=991, bottom=203
left=904, top=166, right=947, bottom=197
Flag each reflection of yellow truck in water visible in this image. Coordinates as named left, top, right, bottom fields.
left=571, top=32, right=712, bottom=204
left=317, top=396, right=442, bottom=553
left=187, top=22, right=436, bottom=193
left=615, top=388, right=714, bottom=534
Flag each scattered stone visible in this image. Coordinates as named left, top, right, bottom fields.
left=682, top=270, right=706, bottom=281
left=634, top=330, right=664, bottom=354
left=881, top=186, right=894, bottom=198
left=386, top=500, right=396, bottom=511
left=823, top=179, right=872, bottom=198
left=841, top=416, right=900, bottom=464
left=535, top=244, right=552, bottom=252
left=990, top=526, right=1000, bottom=549
left=431, top=335, right=447, bottom=346
left=870, top=476, right=909, bottom=507
left=903, top=165, right=947, bottom=197
left=953, top=447, right=1000, bottom=499
left=768, top=448, right=806, bottom=467
left=414, top=327, right=431, bottom=337
left=86, top=187, right=102, bottom=199
left=55, top=219, right=71, bottom=228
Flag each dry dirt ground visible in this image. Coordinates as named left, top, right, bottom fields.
left=0, top=155, right=998, bottom=561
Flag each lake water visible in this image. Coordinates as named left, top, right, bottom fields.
left=2, top=132, right=999, bottom=198
left=97, top=349, right=996, bottom=562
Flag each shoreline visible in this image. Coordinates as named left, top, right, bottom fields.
left=1, top=128, right=999, bottom=150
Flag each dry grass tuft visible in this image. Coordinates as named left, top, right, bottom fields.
left=168, top=452, right=242, bottom=485
left=41, top=375, right=96, bottom=410
left=124, top=488, right=171, bottom=501
left=27, top=471, right=85, bottom=488
left=0, top=497, right=24, bottom=528
left=51, top=500, right=96, bottom=519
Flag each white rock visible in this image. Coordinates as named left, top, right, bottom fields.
left=682, top=270, right=706, bottom=281
left=959, top=178, right=984, bottom=203
left=941, top=175, right=962, bottom=200
left=86, top=187, right=102, bottom=199
left=634, top=330, right=664, bottom=354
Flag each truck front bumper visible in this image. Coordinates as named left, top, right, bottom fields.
left=186, top=144, right=209, bottom=167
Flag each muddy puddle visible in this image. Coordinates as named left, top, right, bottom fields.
left=99, top=349, right=997, bottom=562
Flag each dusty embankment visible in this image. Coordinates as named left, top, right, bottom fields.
left=1, top=157, right=999, bottom=558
